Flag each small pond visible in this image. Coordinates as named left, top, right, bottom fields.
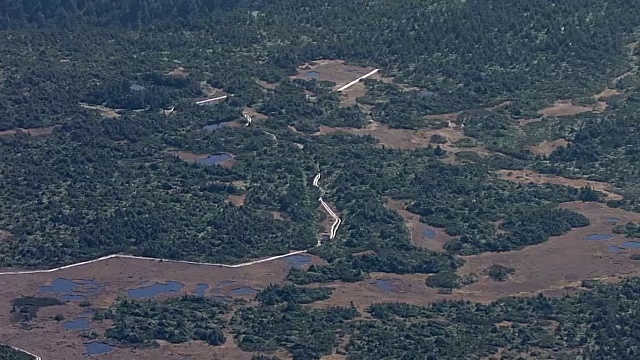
left=424, top=229, right=436, bottom=239
left=230, top=287, right=259, bottom=296
left=39, top=278, right=102, bottom=301
left=608, top=217, right=621, bottom=224
left=85, top=342, right=114, bottom=356
left=126, top=281, right=185, bottom=299
left=608, top=246, right=623, bottom=253
left=584, top=234, right=614, bottom=241
left=305, top=71, right=320, bottom=78
left=39, top=278, right=81, bottom=293
left=285, top=254, right=313, bottom=269
left=61, top=294, right=86, bottom=302
left=195, top=284, right=209, bottom=296
left=197, top=153, right=232, bottom=166
left=622, top=241, right=640, bottom=249
left=64, top=317, right=90, bottom=330
left=203, top=122, right=230, bottom=132
left=376, top=279, right=395, bottom=292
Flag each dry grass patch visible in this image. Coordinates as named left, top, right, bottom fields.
left=384, top=198, right=451, bottom=251
left=0, top=125, right=60, bottom=137
left=496, top=169, right=622, bottom=201
left=457, top=202, right=640, bottom=299
left=167, top=66, right=189, bottom=78
left=81, top=103, right=122, bottom=118
left=527, top=139, right=570, bottom=156
left=538, top=100, right=593, bottom=117
left=271, top=211, right=287, bottom=221
left=242, top=107, right=268, bottom=120
left=199, top=81, right=228, bottom=98
left=164, top=150, right=209, bottom=163
left=228, top=194, right=247, bottom=207
left=0, top=230, right=12, bottom=242
left=256, top=79, right=278, bottom=89
left=291, top=60, right=376, bottom=90
left=0, top=254, right=325, bottom=360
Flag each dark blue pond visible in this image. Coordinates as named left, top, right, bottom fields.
left=376, top=279, right=394, bottom=292
left=424, top=229, right=436, bottom=239
left=64, top=317, right=90, bottom=330
left=608, top=217, right=621, bottom=224
left=285, top=254, right=313, bottom=269
left=584, top=234, right=614, bottom=241
left=195, top=284, right=209, bottom=296
left=230, top=287, right=259, bottom=296
left=622, top=241, right=640, bottom=249
left=203, top=122, right=230, bottom=132
left=61, top=294, right=86, bottom=302
left=609, top=246, right=623, bottom=253
left=126, top=281, right=185, bottom=299
left=306, top=71, right=319, bottom=78
left=39, top=278, right=102, bottom=301
left=39, top=278, right=78, bottom=293
left=85, top=342, right=114, bottom=356
left=197, top=153, right=232, bottom=166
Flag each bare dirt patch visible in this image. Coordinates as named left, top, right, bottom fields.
left=527, top=139, right=570, bottom=156
left=242, top=107, right=268, bottom=121
left=199, top=81, right=228, bottom=98
left=516, top=117, right=544, bottom=126
left=384, top=198, right=451, bottom=251
left=228, top=194, right=247, bottom=207
left=271, top=211, right=287, bottom=221
left=313, top=122, right=465, bottom=150
left=163, top=150, right=208, bottom=163
left=290, top=60, right=376, bottom=90
left=538, top=100, right=593, bottom=117
left=0, top=125, right=60, bottom=137
left=0, top=230, right=12, bottom=242
left=0, top=254, right=325, bottom=360
left=256, top=79, right=278, bottom=89
left=80, top=103, right=122, bottom=119
left=167, top=66, right=189, bottom=78
left=496, top=169, right=622, bottom=201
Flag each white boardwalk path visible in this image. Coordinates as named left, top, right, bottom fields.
left=7, top=345, right=41, bottom=360
left=312, top=173, right=342, bottom=240
left=336, top=68, right=380, bottom=92
left=195, top=94, right=233, bottom=105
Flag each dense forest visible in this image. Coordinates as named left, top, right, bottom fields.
left=2, top=0, right=640, bottom=358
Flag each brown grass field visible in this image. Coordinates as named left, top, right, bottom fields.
left=496, top=169, right=622, bottom=201
left=0, top=255, right=325, bottom=360
left=0, top=125, right=60, bottom=137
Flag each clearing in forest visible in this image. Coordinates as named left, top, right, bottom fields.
left=80, top=103, right=122, bottom=118
left=538, top=100, right=594, bottom=117
left=384, top=198, right=451, bottom=252
left=527, top=139, right=570, bottom=156
left=290, top=60, right=377, bottom=90
left=0, top=125, right=60, bottom=137
left=495, top=169, right=622, bottom=201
